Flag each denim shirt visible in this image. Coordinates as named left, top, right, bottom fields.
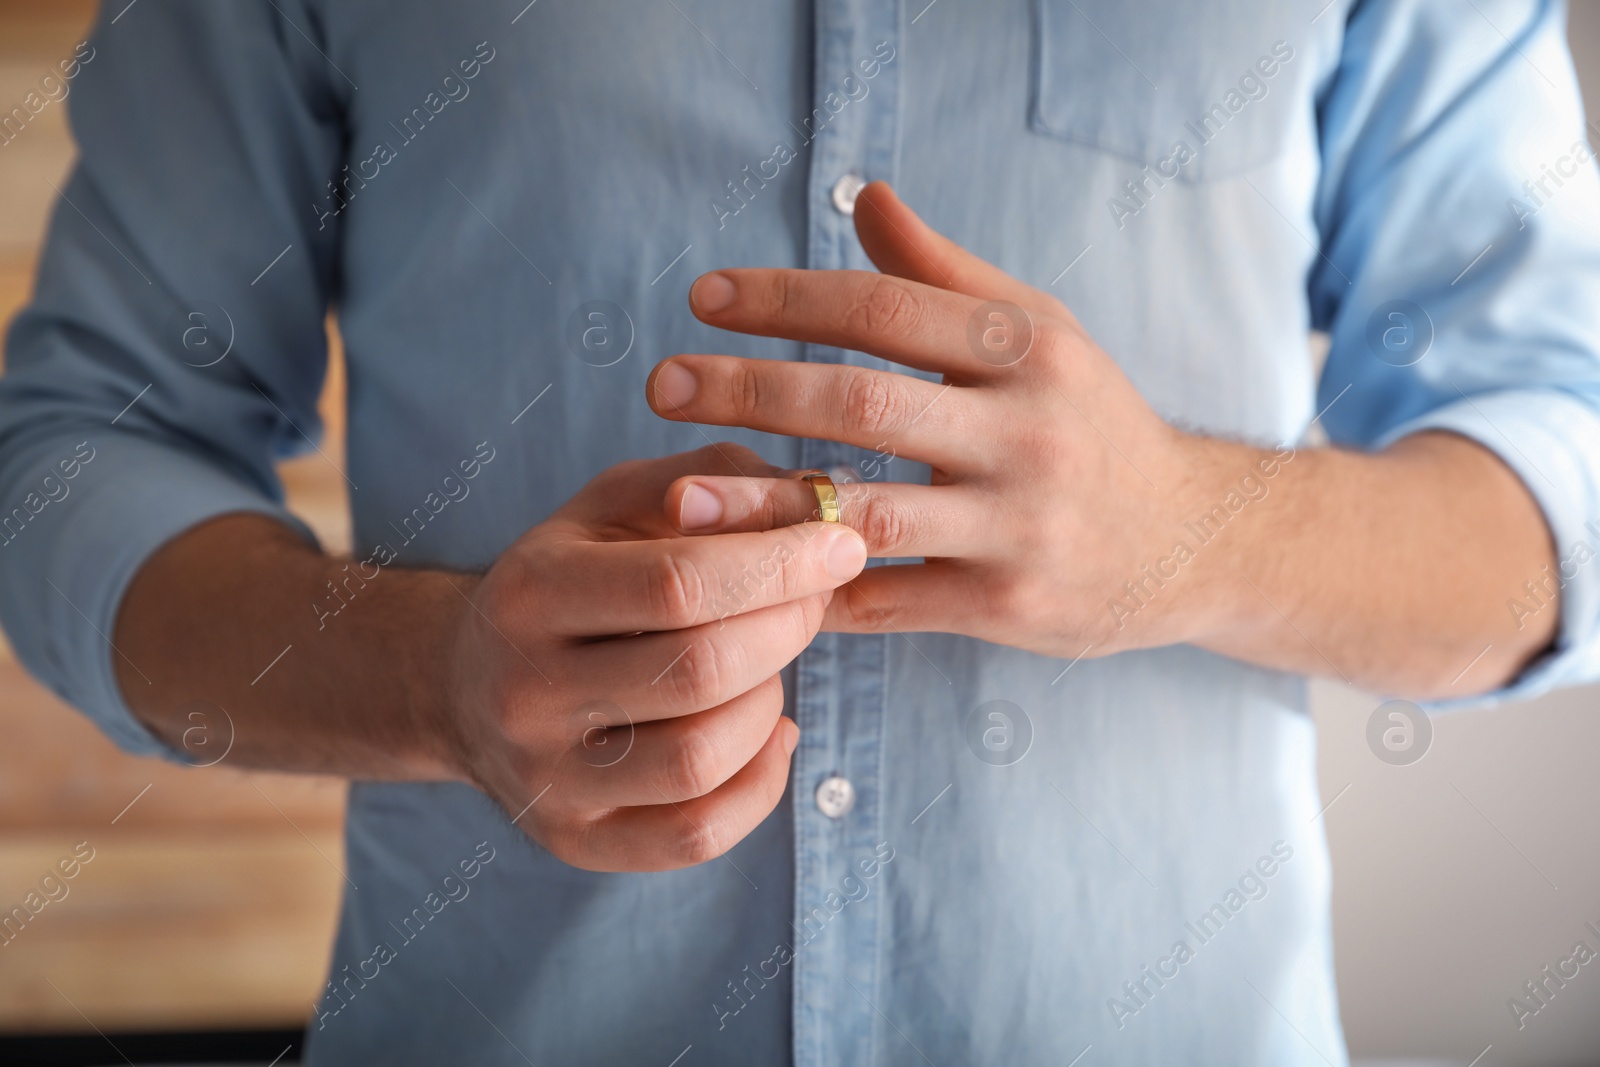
left=5, top=1, right=1600, bottom=1063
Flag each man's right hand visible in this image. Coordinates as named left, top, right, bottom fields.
left=440, top=444, right=867, bottom=871
left=115, top=444, right=865, bottom=874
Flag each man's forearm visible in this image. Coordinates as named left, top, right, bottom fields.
left=113, top=513, right=471, bottom=779
left=1184, top=430, right=1558, bottom=698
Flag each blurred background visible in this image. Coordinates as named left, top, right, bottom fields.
left=0, top=1, right=1598, bottom=1064
left=0, top=2, right=346, bottom=1062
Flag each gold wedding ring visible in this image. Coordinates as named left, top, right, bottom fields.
left=791, top=469, right=841, bottom=523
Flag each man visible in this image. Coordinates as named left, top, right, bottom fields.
left=2, top=0, right=1598, bottom=1063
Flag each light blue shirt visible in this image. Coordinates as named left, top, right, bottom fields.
left=5, top=1, right=1600, bottom=1063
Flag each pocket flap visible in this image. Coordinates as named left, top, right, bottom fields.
left=1032, top=0, right=1301, bottom=183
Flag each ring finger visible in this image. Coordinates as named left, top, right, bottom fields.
left=666, top=474, right=991, bottom=559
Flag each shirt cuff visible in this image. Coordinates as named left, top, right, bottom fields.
left=1, top=433, right=315, bottom=760
left=1373, top=387, right=1600, bottom=710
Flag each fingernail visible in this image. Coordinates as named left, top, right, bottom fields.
left=783, top=719, right=800, bottom=755
left=823, top=528, right=867, bottom=581
left=691, top=272, right=737, bottom=313
left=653, top=361, right=697, bottom=408
left=678, top=484, right=723, bottom=529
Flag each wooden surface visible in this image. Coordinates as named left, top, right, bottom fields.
left=0, top=0, right=354, bottom=1034
left=0, top=829, right=344, bottom=1032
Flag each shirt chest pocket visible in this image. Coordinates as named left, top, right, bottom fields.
left=1030, top=0, right=1302, bottom=183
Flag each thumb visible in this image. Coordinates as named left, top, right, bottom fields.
left=561, top=443, right=778, bottom=539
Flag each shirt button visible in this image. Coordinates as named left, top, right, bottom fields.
left=831, top=173, right=867, bottom=216
left=826, top=463, right=856, bottom=486
left=814, top=775, right=855, bottom=819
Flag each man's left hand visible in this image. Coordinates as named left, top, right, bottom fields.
left=646, top=182, right=1237, bottom=660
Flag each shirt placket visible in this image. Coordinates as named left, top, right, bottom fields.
left=790, top=1, right=900, bottom=1065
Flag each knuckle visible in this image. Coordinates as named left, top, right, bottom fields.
left=647, top=551, right=708, bottom=628
left=663, top=636, right=727, bottom=710
left=757, top=490, right=792, bottom=531
left=840, top=368, right=908, bottom=440
left=771, top=271, right=795, bottom=321
left=853, top=494, right=912, bottom=555
left=670, top=815, right=725, bottom=866
left=664, top=730, right=720, bottom=800
left=848, top=276, right=922, bottom=339
left=729, top=361, right=764, bottom=423
left=836, top=583, right=882, bottom=632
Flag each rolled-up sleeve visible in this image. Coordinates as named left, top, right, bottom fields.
left=0, top=2, right=343, bottom=755
left=1310, top=0, right=1600, bottom=705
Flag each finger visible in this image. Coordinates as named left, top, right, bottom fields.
left=821, top=561, right=990, bottom=636
left=554, top=675, right=784, bottom=808
left=556, top=442, right=779, bottom=536
left=564, top=713, right=799, bottom=872
left=666, top=474, right=992, bottom=560
left=540, top=522, right=866, bottom=635
left=568, top=593, right=825, bottom=721
left=852, top=182, right=1071, bottom=323
left=647, top=356, right=980, bottom=471
left=685, top=266, right=1010, bottom=380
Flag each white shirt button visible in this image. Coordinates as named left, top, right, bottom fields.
left=815, top=775, right=855, bottom=819
left=831, top=173, right=867, bottom=216
left=826, top=463, right=856, bottom=486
